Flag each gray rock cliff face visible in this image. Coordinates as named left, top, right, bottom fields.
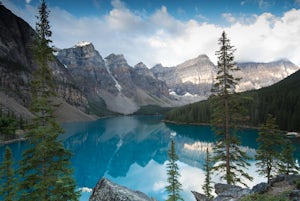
left=105, top=53, right=136, bottom=97
left=151, top=55, right=216, bottom=98
left=0, top=5, right=89, bottom=121
left=133, top=62, right=170, bottom=98
left=236, top=59, right=300, bottom=92
left=89, top=178, right=156, bottom=201
left=134, top=62, right=155, bottom=78
left=57, top=43, right=118, bottom=96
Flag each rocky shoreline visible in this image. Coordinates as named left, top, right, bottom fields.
left=0, top=137, right=26, bottom=145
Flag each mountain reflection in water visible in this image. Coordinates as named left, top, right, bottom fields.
left=61, top=116, right=259, bottom=200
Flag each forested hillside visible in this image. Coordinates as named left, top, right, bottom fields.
left=165, top=69, right=300, bottom=132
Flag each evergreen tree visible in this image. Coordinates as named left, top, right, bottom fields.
left=0, top=117, right=17, bottom=140
left=202, top=147, right=214, bottom=199
left=165, top=139, right=183, bottom=201
left=18, top=1, right=79, bottom=200
left=211, top=31, right=252, bottom=186
left=255, top=114, right=284, bottom=183
left=278, top=139, right=299, bottom=176
left=0, top=147, right=17, bottom=201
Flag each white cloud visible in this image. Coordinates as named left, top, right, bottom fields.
left=241, top=1, right=247, bottom=6
left=257, top=0, right=271, bottom=9
left=222, top=13, right=236, bottom=23
left=241, top=0, right=273, bottom=9
left=111, top=0, right=126, bottom=10
left=25, top=0, right=31, bottom=4
left=228, top=9, right=300, bottom=64
left=2, top=0, right=300, bottom=67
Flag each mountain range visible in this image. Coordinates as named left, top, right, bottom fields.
left=56, top=43, right=173, bottom=115
left=0, top=4, right=299, bottom=119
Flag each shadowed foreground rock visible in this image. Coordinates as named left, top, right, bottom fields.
left=89, top=178, right=156, bottom=201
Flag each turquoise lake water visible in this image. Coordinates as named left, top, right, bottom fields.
left=1, top=115, right=300, bottom=201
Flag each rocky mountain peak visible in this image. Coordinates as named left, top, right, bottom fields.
left=152, top=64, right=164, bottom=69
left=177, top=54, right=214, bottom=69
left=134, top=62, right=147, bottom=69
left=57, top=42, right=105, bottom=68
left=271, top=59, right=296, bottom=66
left=150, top=64, right=168, bottom=75
left=134, top=62, right=154, bottom=77
left=105, top=54, right=129, bottom=69
left=196, top=54, right=210, bottom=60
left=71, top=42, right=99, bottom=58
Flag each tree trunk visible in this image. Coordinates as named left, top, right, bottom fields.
left=225, top=96, right=230, bottom=184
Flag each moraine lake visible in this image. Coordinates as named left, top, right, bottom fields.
left=1, top=115, right=300, bottom=201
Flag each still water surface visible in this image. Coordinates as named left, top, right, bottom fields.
left=1, top=116, right=300, bottom=201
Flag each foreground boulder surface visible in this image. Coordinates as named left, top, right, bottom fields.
left=214, top=183, right=250, bottom=201
left=89, top=178, right=156, bottom=201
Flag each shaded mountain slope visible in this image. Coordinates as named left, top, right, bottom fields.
left=0, top=5, right=94, bottom=122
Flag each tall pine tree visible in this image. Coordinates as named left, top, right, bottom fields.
left=278, top=139, right=299, bottom=176
left=255, top=114, right=284, bottom=183
left=0, top=147, right=17, bottom=201
left=211, top=31, right=252, bottom=186
left=18, top=1, right=79, bottom=200
left=165, top=139, right=183, bottom=201
left=202, top=147, right=213, bottom=199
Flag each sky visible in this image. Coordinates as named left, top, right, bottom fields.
left=2, top=0, right=300, bottom=67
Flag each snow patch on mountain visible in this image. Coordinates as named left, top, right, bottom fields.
left=169, top=90, right=206, bottom=105
left=105, top=60, right=122, bottom=92
left=74, top=41, right=91, bottom=48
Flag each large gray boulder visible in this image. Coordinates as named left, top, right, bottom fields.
left=89, top=178, right=156, bottom=201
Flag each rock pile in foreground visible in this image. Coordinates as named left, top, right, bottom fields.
left=89, top=178, right=156, bottom=201
left=89, top=175, right=300, bottom=201
left=192, top=175, right=300, bottom=201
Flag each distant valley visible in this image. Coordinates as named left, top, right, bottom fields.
left=0, top=4, right=299, bottom=119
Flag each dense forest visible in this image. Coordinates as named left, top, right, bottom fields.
left=165, top=69, right=300, bottom=132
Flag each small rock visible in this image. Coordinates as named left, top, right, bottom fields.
left=288, top=190, right=300, bottom=201
left=270, top=175, right=285, bottom=186
left=286, top=175, right=300, bottom=186
left=251, top=182, right=270, bottom=194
